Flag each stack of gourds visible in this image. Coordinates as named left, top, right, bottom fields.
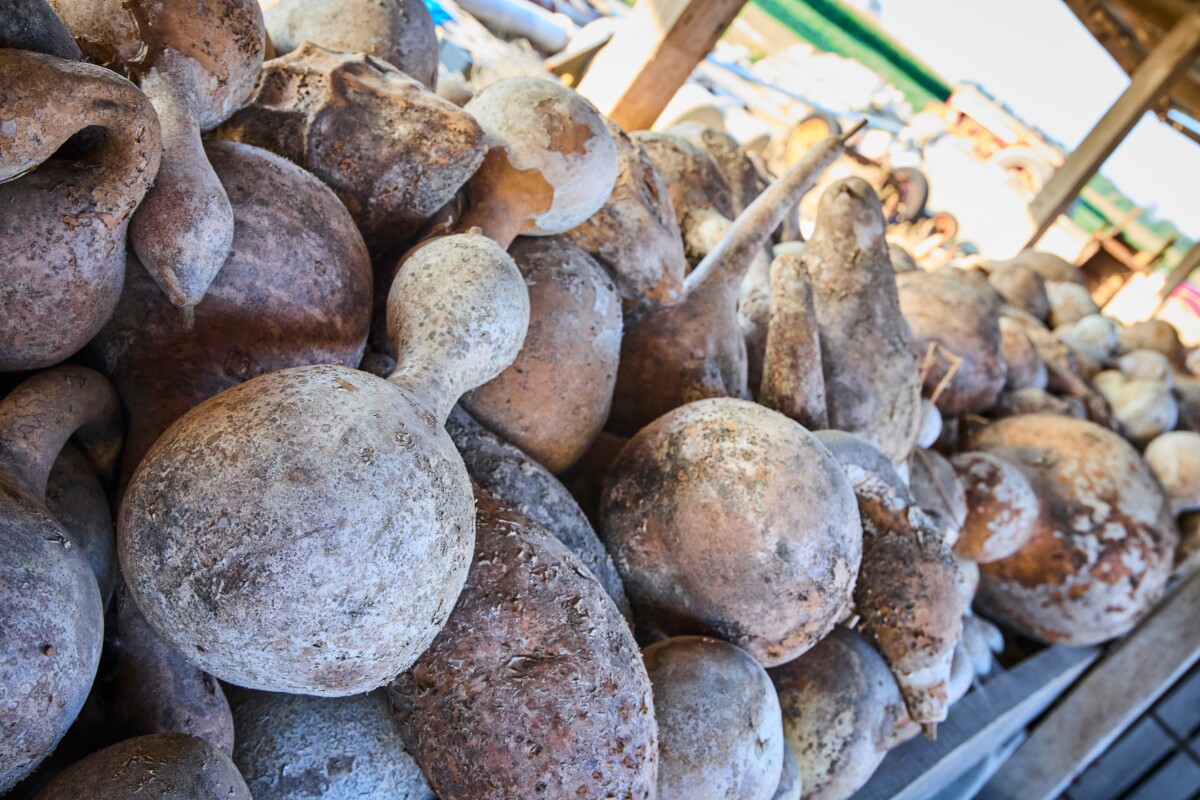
left=2, top=1, right=1194, bottom=798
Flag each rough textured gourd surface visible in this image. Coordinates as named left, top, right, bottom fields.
left=601, top=398, right=862, bottom=666
left=32, top=733, right=250, bottom=799
left=265, top=0, right=438, bottom=89
left=120, top=364, right=475, bottom=695
left=897, top=268, right=1006, bottom=416
left=950, top=451, right=1039, bottom=563
left=805, top=178, right=921, bottom=465
left=219, top=44, right=484, bottom=251
left=969, top=414, right=1176, bottom=645
left=445, top=405, right=631, bottom=618
left=94, top=139, right=371, bottom=478
left=50, top=0, right=264, bottom=127
left=389, top=493, right=658, bottom=799
left=644, top=636, right=784, bottom=800
left=114, top=583, right=235, bottom=755
left=0, top=50, right=159, bottom=371
left=232, top=689, right=433, bottom=800
left=771, top=744, right=803, bottom=800
left=566, top=119, right=687, bottom=309
left=770, top=628, right=908, bottom=800
left=463, top=235, right=621, bottom=473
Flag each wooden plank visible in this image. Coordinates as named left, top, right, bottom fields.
left=979, top=570, right=1200, bottom=800
left=1065, top=716, right=1175, bottom=800
left=854, top=644, right=1100, bottom=800
left=1124, top=732, right=1200, bottom=800
left=1026, top=7, right=1200, bottom=246
left=575, top=0, right=749, bottom=131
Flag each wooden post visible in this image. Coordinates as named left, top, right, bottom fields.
left=1025, top=8, right=1200, bottom=247
left=575, top=0, right=749, bottom=131
left=1155, top=239, right=1200, bottom=312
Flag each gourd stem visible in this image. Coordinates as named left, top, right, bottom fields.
left=0, top=367, right=123, bottom=502
left=683, top=120, right=865, bottom=295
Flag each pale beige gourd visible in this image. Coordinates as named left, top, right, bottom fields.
left=0, top=367, right=122, bottom=791
left=120, top=233, right=529, bottom=695
left=457, top=77, right=618, bottom=248
left=50, top=0, right=266, bottom=307
left=1, top=49, right=159, bottom=372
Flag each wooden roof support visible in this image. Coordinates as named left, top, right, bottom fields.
left=1026, top=7, right=1200, bottom=247
left=576, top=0, right=749, bottom=131
left=1155, top=239, right=1200, bottom=312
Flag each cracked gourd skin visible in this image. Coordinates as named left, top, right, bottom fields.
left=565, top=119, right=687, bottom=310
left=218, top=44, right=485, bottom=253
left=120, top=233, right=529, bottom=696
left=968, top=415, right=1177, bottom=645
left=389, top=492, right=658, bottom=799
left=0, top=367, right=122, bottom=792
left=608, top=127, right=853, bottom=437
left=264, top=0, right=437, bottom=89
left=601, top=399, right=862, bottom=666
left=32, top=733, right=250, bottom=800
left=644, top=636, right=784, bottom=800
left=50, top=0, right=265, bottom=307
left=231, top=689, right=433, bottom=800
left=95, top=140, right=372, bottom=481
left=0, top=49, right=159, bottom=372
left=463, top=235, right=622, bottom=473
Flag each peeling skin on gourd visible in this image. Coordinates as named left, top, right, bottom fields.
left=0, top=49, right=160, bottom=371
left=463, top=78, right=618, bottom=238
left=462, top=235, right=622, bottom=473
left=601, top=399, right=862, bottom=666
left=951, top=451, right=1039, bottom=563
left=389, top=492, right=658, bottom=800
left=264, top=0, right=439, bottom=90
left=32, top=732, right=251, bottom=800
left=218, top=44, right=485, bottom=252
left=770, top=628, right=909, bottom=800
left=969, top=415, right=1176, bottom=645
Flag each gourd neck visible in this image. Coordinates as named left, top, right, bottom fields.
left=0, top=367, right=122, bottom=503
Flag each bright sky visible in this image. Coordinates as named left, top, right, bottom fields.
left=870, top=0, right=1199, bottom=238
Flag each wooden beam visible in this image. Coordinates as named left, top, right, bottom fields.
left=575, top=0, right=749, bottom=131
left=979, top=570, right=1200, bottom=800
left=1026, top=7, right=1200, bottom=246
left=1155, top=239, right=1200, bottom=311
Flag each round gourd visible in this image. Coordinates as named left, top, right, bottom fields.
left=644, top=636, right=784, bottom=800
left=969, top=415, right=1176, bottom=644
left=600, top=398, right=862, bottom=666
left=120, top=233, right=529, bottom=695
left=950, top=451, right=1039, bottom=563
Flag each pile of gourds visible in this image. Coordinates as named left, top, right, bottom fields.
left=2, top=1, right=1195, bottom=798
